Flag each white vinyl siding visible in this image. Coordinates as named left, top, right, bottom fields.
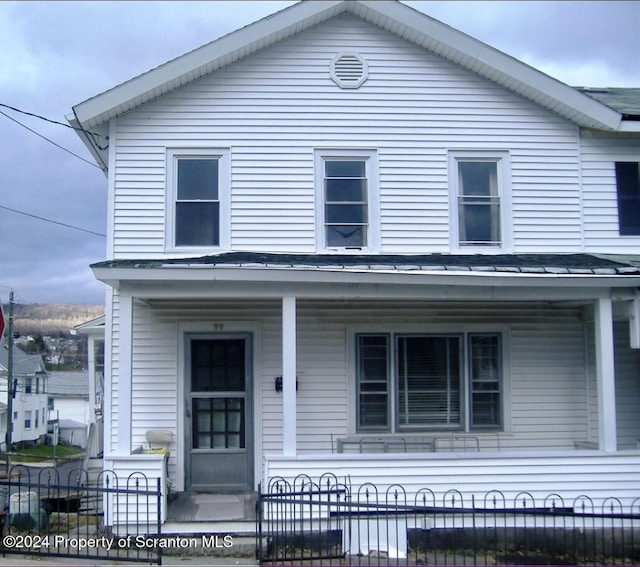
left=580, top=133, right=640, bottom=252
left=109, top=14, right=582, bottom=258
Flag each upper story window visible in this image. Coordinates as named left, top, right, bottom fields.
left=449, top=151, right=511, bottom=251
left=166, top=149, right=230, bottom=250
left=315, top=149, right=379, bottom=252
left=615, top=162, right=640, bottom=236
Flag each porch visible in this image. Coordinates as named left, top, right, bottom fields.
left=93, top=252, right=640, bottom=531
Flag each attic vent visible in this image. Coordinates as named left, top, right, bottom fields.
left=330, top=53, right=368, bottom=89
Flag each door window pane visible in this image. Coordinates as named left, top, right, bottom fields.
left=192, top=339, right=245, bottom=392
left=192, top=397, right=245, bottom=449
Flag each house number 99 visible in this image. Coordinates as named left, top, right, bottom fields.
left=213, top=323, right=224, bottom=331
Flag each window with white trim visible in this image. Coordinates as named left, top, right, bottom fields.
left=166, top=149, right=230, bottom=250
left=25, top=411, right=32, bottom=429
left=449, top=152, right=511, bottom=250
left=356, top=331, right=504, bottom=432
left=315, top=150, right=379, bottom=251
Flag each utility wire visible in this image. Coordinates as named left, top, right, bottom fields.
left=0, top=110, right=102, bottom=170
left=1, top=102, right=108, bottom=152
left=0, top=204, right=106, bottom=237
left=0, top=103, right=102, bottom=136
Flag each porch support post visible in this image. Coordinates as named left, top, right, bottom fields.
left=282, top=296, right=297, bottom=457
left=87, top=334, right=97, bottom=425
left=118, top=292, right=133, bottom=454
left=594, top=297, right=617, bottom=452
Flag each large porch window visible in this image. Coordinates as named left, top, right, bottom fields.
left=357, top=332, right=503, bottom=432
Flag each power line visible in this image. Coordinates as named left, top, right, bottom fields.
left=0, top=110, right=103, bottom=170
left=1, top=102, right=109, bottom=152
left=0, top=103, right=103, bottom=137
left=0, top=204, right=106, bottom=237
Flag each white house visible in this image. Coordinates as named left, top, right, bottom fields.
left=73, top=315, right=105, bottom=458
left=69, top=0, right=640, bottom=529
left=0, top=345, right=49, bottom=447
left=47, top=371, right=91, bottom=448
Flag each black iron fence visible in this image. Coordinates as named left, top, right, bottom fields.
left=256, top=474, right=640, bottom=565
left=0, top=464, right=163, bottom=564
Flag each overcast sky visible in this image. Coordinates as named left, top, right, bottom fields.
left=1, top=1, right=639, bottom=306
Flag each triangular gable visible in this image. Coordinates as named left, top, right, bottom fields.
left=69, top=0, right=627, bottom=155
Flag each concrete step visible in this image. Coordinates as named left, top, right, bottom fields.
left=167, top=492, right=256, bottom=522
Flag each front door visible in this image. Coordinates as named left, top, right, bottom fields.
left=186, top=335, right=252, bottom=491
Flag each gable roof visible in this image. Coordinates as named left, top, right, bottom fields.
left=69, top=0, right=634, bottom=152
left=74, top=315, right=105, bottom=336
left=0, top=345, right=47, bottom=378
left=47, top=371, right=89, bottom=399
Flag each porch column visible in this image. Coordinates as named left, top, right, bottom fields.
left=117, top=292, right=133, bottom=454
left=282, top=296, right=297, bottom=457
left=594, top=297, right=617, bottom=452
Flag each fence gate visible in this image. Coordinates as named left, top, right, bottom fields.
left=0, top=464, right=163, bottom=564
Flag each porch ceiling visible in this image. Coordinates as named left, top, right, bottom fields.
left=91, top=252, right=640, bottom=301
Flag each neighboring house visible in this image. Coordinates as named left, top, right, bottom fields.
left=47, top=371, right=90, bottom=448
left=0, top=345, right=48, bottom=446
left=69, top=0, right=640, bottom=529
left=47, top=371, right=90, bottom=425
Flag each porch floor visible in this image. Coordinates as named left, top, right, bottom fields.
left=166, top=491, right=257, bottom=522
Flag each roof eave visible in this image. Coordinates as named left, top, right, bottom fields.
left=72, top=0, right=346, bottom=130
left=92, top=264, right=640, bottom=292
left=356, top=0, right=622, bottom=131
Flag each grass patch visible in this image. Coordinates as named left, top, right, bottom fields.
left=2, top=445, right=84, bottom=463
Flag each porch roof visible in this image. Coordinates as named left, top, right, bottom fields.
left=91, top=253, right=640, bottom=299
left=93, top=251, right=640, bottom=275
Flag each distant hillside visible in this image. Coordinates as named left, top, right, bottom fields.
left=4, top=304, right=104, bottom=337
